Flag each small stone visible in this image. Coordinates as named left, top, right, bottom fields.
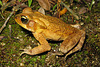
left=20, top=63, right=24, bottom=66
left=92, top=61, right=94, bottom=64
left=1, top=42, right=6, bottom=46
left=32, top=40, right=34, bottom=43
left=17, top=37, right=19, bottom=39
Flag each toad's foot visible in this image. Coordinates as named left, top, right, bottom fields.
left=20, top=45, right=32, bottom=56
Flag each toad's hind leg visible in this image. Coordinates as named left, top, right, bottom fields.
left=65, top=31, right=85, bottom=57
left=59, top=30, right=85, bottom=56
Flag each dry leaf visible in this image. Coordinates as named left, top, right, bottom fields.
left=0, top=36, right=5, bottom=41
left=37, top=0, right=50, bottom=10
left=38, top=7, right=45, bottom=15
left=59, top=8, right=67, bottom=16
left=78, top=7, right=87, bottom=15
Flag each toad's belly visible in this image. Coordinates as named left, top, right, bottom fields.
left=42, top=30, right=68, bottom=41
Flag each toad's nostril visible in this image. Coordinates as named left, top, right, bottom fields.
left=15, top=16, right=17, bottom=19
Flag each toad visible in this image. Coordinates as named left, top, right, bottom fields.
left=15, top=7, right=85, bottom=57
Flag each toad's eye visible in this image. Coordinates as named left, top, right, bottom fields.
left=21, top=16, right=28, bottom=24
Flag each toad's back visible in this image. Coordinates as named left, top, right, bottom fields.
left=32, top=12, right=79, bottom=36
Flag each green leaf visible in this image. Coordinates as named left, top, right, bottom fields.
left=18, top=0, right=21, bottom=2
left=0, top=1, right=3, bottom=6
left=53, top=4, right=57, bottom=11
left=28, top=0, right=32, bottom=7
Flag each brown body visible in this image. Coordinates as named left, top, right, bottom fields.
left=15, top=7, right=85, bottom=57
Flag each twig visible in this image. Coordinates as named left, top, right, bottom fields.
left=0, top=3, right=26, bottom=33
left=9, top=25, right=12, bottom=37
left=0, top=12, right=5, bottom=19
left=0, top=11, right=14, bottom=33
left=60, top=1, right=79, bottom=20
left=1, top=0, right=16, bottom=12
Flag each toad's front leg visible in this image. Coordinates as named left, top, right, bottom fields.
left=21, top=33, right=51, bottom=55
